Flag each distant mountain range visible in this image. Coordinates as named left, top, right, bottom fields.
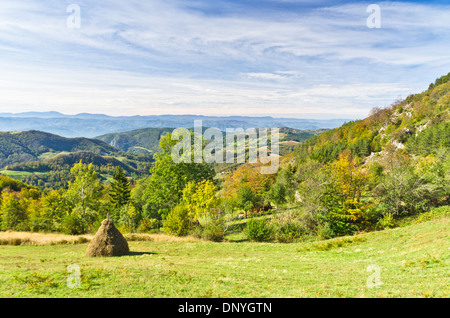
left=0, top=112, right=351, bottom=138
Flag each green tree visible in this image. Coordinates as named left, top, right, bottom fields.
left=109, top=166, right=131, bottom=209
left=163, top=204, right=191, bottom=236
left=245, top=217, right=273, bottom=242
left=376, top=152, right=447, bottom=216
left=1, top=192, right=27, bottom=230
left=64, top=161, right=102, bottom=233
left=164, top=179, right=223, bottom=239
left=319, top=151, right=372, bottom=237
left=265, top=167, right=295, bottom=207
left=143, top=132, right=215, bottom=219
left=266, top=183, right=287, bottom=208
left=41, top=189, right=72, bottom=232
left=236, top=184, right=257, bottom=217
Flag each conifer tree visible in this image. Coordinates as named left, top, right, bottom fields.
left=109, top=166, right=131, bottom=209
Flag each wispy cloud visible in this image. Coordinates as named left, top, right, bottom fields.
left=0, top=1, right=449, bottom=119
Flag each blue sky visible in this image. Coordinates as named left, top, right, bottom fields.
left=0, top=0, right=449, bottom=119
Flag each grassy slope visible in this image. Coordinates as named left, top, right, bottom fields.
left=0, top=215, right=447, bottom=298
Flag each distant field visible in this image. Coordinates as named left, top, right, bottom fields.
left=0, top=170, right=47, bottom=177
left=0, top=216, right=448, bottom=298
left=38, top=151, right=71, bottom=161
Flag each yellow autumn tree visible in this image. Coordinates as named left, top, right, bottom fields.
left=221, top=162, right=276, bottom=209
left=183, top=179, right=219, bottom=225
left=321, top=150, right=373, bottom=236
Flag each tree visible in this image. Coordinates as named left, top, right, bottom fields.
left=1, top=192, right=26, bottom=230
left=41, top=189, right=72, bottom=231
left=64, top=161, right=102, bottom=233
left=375, top=151, right=446, bottom=216
left=118, top=203, right=140, bottom=232
left=186, top=179, right=219, bottom=226
left=143, top=133, right=215, bottom=219
left=163, top=204, right=191, bottom=236
left=265, top=166, right=295, bottom=207
left=222, top=162, right=275, bottom=204
left=164, top=179, right=222, bottom=238
left=319, top=150, right=372, bottom=236
left=266, top=182, right=287, bottom=208
left=109, top=166, right=131, bottom=209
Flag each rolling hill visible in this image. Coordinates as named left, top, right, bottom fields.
left=0, top=126, right=325, bottom=189
left=293, top=72, right=450, bottom=165
left=0, top=131, right=154, bottom=189
left=0, top=130, right=121, bottom=168
left=96, top=127, right=175, bottom=155
left=95, top=126, right=328, bottom=156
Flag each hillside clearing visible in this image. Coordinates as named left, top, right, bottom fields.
left=0, top=216, right=447, bottom=298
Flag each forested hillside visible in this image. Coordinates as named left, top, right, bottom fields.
left=266, top=72, right=450, bottom=239
left=0, top=131, right=153, bottom=189
left=96, top=127, right=175, bottom=154
left=96, top=126, right=326, bottom=156
left=294, top=72, right=450, bottom=164
left=0, top=130, right=121, bottom=167
left=0, top=126, right=320, bottom=190
left=0, top=73, right=448, bottom=241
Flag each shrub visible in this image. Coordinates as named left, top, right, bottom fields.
left=195, top=220, right=226, bottom=242
left=377, top=212, right=396, bottom=229
left=137, top=218, right=161, bottom=233
left=316, top=222, right=335, bottom=240
left=270, top=212, right=307, bottom=243
left=61, top=214, right=86, bottom=235
left=245, top=217, right=273, bottom=242
left=163, top=204, right=191, bottom=236
left=299, top=236, right=367, bottom=252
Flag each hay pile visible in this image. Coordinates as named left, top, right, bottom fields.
left=86, top=219, right=129, bottom=257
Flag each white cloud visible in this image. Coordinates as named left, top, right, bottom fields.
left=0, top=0, right=449, bottom=118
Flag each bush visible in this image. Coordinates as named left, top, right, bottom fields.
left=61, top=214, right=86, bottom=235
left=163, top=204, right=191, bottom=236
left=194, top=219, right=226, bottom=242
left=270, top=212, right=307, bottom=243
left=245, top=217, right=273, bottom=242
left=377, top=212, right=396, bottom=229
left=316, top=222, right=335, bottom=240
left=137, top=218, right=161, bottom=233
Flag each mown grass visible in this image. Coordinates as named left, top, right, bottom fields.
left=0, top=214, right=448, bottom=298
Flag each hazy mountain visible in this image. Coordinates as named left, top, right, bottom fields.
left=0, top=113, right=350, bottom=138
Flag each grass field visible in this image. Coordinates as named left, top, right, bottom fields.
left=0, top=170, right=47, bottom=177
left=0, top=215, right=448, bottom=298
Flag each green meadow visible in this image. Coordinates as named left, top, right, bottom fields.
left=0, top=215, right=448, bottom=298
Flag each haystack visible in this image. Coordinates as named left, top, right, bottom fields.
left=86, top=219, right=129, bottom=257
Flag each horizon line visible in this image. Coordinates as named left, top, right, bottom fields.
left=0, top=110, right=359, bottom=121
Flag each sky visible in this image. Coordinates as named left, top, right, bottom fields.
left=0, top=0, right=449, bottom=120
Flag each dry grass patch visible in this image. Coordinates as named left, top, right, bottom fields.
left=0, top=231, right=92, bottom=246
left=0, top=231, right=200, bottom=246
